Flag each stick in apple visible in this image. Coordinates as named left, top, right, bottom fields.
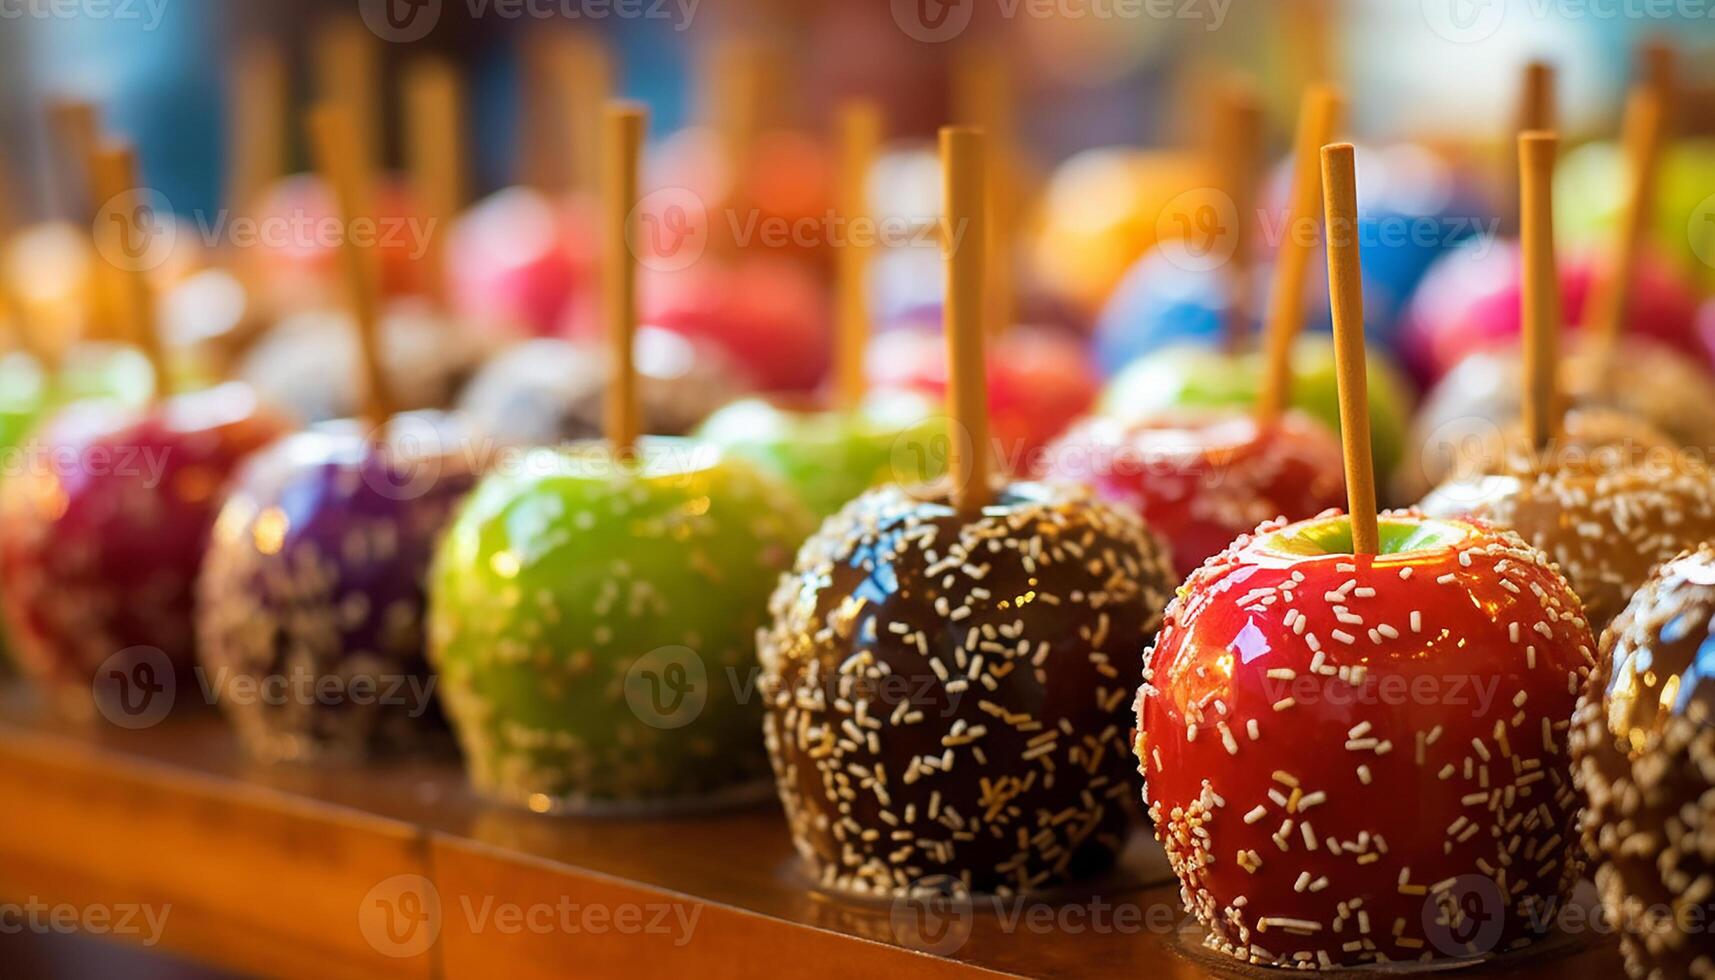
left=1256, top=85, right=1342, bottom=425
left=405, top=57, right=466, bottom=309
left=954, top=43, right=1015, bottom=337
left=306, top=103, right=395, bottom=430
left=834, top=100, right=880, bottom=413
left=86, top=141, right=169, bottom=398
left=226, top=38, right=286, bottom=221
left=1319, top=142, right=1377, bottom=554
left=602, top=102, right=645, bottom=456
left=549, top=32, right=613, bottom=196
left=1519, top=131, right=1561, bottom=453
left=313, top=18, right=382, bottom=175
left=942, top=126, right=990, bottom=514
left=1583, top=86, right=1664, bottom=369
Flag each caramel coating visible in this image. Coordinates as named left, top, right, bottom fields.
left=759, top=480, right=1175, bottom=897
left=1572, top=545, right=1715, bottom=979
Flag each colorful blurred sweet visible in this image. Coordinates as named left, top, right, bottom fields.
left=565, top=257, right=828, bottom=395
left=694, top=392, right=940, bottom=519
left=651, top=125, right=835, bottom=268
left=0, top=383, right=291, bottom=713
left=1042, top=408, right=1345, bottom=577
left=429, top=439, right=814, bottom=812
left=197, top=413, right=479, bottom=762
left=1032, top=148, right=1212, bottom=315
left=1400, top=239, right=1704, bottom=385
left=446, top=187, right=598, bottom=339
left=237, top=301, right=492, bottom=424
left=865, top=326, right=1097, bottom=468
left=1557, top=138, right=1715, bottom=281
left=1098, top=339, right=1413, bottom=486
left=249, top=174, right=432, bottom=313
left=456, top=330, right=746, bottom=448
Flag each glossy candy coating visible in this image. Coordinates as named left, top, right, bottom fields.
left=429, top=440, right=814, bottom=812
left=196, top=414, right=480, bottom=761
left=1570, top=544, right=1715, bottom=979
left=0, top=384, right=291, bottom=705
left=761, top=480, right=1176, bottom=897
left=1042, top=408, right=1346, bottom=578
left=1140, top=512, right=1594, bottom=968
left=694, top=395, right=941, bottom=519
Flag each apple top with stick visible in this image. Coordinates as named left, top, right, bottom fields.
left=1418, top=126, right=1715, bottom=632
left=424, top=101, right=816, bottom=814
left=752, top=124, right=1176, bottom=898
left=1136, top=141, right=1597, bottom=970
left=1041, top=86, right=1349, bottom=578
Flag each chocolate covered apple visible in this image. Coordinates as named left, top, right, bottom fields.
left=1570, top=544, right=1715, bottom=979
left=760, top=126, right=1177, bottom=897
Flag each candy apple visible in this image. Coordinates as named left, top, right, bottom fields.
left=1140, top=510, right=1594, bottom=968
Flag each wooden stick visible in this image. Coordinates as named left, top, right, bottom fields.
left=834, top=101, right=880, bottom=412
left=1519, top=61, right=1556, bottom=133
left=1319, top=143, right=1377, bottom=555
left=707, top=37, right=777, bottom=178
left=942, top=126, right=991, bottom=515
left=314, top=18, right=382, bottom=175
left=1583, top=87, right=1664, bottom=359
left=405, top=57, right=465, bottom=308
left=1519, top=131, right=1561, bottom=452
left=1257, top=86, right=1342, bottom=425
left=306, top=103, right=395, bottom=429
left=1214, top=78, right=1263, bottom=352
left=46, top=98, right=100, bottom=220
left=1638, top=36, right=1676, bottom=132
left=86, top=142, right=169, bottom=398
left=226, top=38, right=287, bottom=218
left=953, top=43, right=1015, bottom=337
left=602, top=103, right=646, bottom=456
left=546, top=32, right=613, bottom=196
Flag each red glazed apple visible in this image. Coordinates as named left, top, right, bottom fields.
left=1139, top=510, right=1594, bottom=969
left=0, top=383, right=292, bottom=710
left=1042, top=409, right=1345, bottom=578
left=445, top=187, right=597, bottom=338
left=248, top=174, right=431, bottom=312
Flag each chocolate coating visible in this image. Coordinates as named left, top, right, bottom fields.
left=759, top=480, right=1176, bottom=897
left=1571, top=544, right=1715, bottom=979
left=196, top=413, right=479, bottom=761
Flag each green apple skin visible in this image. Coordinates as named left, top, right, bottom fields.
left=1098, top=338, right=1414, bottom=485
left=1557, top=140, right=1715, bottom=278
left=693, top=395, right=943, bottom=519
left=428, top=438, right=816, bottom=813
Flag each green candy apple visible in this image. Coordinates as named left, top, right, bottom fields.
left=428, top=438, right=816, bottom=813
left=693, top=392, right=942, bottom=519
left=1098, top=338, right=1413, bottom=486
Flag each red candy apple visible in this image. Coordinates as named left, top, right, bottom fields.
left=0, top=383, right=292, bottom=708
left=249, top=174, right=431, bottom=312
left=445, top=187, right=598, bottom=338
left=1042, top=409, right=1345, bottom=578
left=1138, top=510, right=1594, bottom=969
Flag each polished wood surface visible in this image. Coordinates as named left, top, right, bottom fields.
left=0, top=688, right=1628, bottom=978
